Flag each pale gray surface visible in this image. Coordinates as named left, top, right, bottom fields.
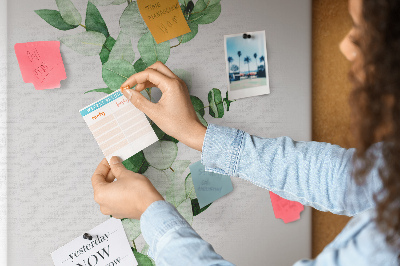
left=7, top=0, right=312, bottom=265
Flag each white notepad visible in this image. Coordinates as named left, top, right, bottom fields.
left=80, top=89, right=158, bottom=162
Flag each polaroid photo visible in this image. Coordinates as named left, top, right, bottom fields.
left=224, top=30, right=270, bottom=100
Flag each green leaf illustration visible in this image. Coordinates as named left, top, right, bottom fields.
left=189, top=0, right=221, bottom=25
left=111, top=0, right=127, bottom=5
left=179, top=21, right=198, bottom=43
left=196, top=111, right=208, bottom=127
left=102, top=59, right=135, bottom=91
left=177, top=198, right=194, bottom=224
left=90, top=0, right=114, bottom=6
left=99, top=36, right=116, bottom=64
left=223, top=91, right=234, bottom=112
left=208, top=88, right=224, bottom=118
left=55, top=0, right=82, bottom=26
left=185, top=173, right=196, bottom=199
left=165, top=160, right=191, bottom=207
left=143, top=167, right=170, bottom=196
left=120, top=2, right=149, bottom=40
left=59, top=31, right=106, bottom=56
left=84, top=88, right=113, bottom=94
left=179, top=0, right=188, bottom=5
left=138, top=32, right=170, bottom=67
left=134, top=58, right=148, bottom=73
left=122, top=151, right=149, bottom=174
left=203, top=0, right=221, bottom=6
left=143, top=141, right=178, bottom=170
left=151, top=123, right=166, bottom=140
left=108, top=32, right=135, bottom=64
left=173, top=69, right=192, bottom=91
left=191, top=198, right=212, bottom=216
left=190, top=95, right=205, bottom=116
left=34, top=10, right=78, bottom=30
left=121, top=219, right=141, bottom=242
left=132, top=248, right=154, bottom=266
left=85, top=1, right=109, bottom=37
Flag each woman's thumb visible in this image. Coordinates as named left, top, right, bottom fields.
left=109, top=156, right=127, bottom=178
left=122, top=88, right=154, bottom=116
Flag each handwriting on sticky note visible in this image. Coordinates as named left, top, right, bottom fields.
left=189, top=160, right=233, bottom=208
left=51, top=218, right=137, bottom=266
left=269, top=191, right=304, bottom=223
left=137, top=0, right=191, bottom=44
left=14, top=41, right=66, bottom=90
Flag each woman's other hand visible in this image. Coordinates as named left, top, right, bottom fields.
left=91, top=157, right=164, bottom=220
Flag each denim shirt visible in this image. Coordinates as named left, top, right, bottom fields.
left=140, top=124, right=399, bottom=265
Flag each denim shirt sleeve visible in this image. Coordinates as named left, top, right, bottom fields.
left=140, top=200, right=234, bottom=266
left=201, top=124, right=382, bottom=216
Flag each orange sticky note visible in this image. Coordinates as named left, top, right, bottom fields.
left=137, top=0, right=191, bottom=44
left=269, top=191, right=304, bottom=223
left=14, top=41, right=66, bottom=90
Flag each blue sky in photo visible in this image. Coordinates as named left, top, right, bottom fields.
left=226, top=31, right=266, bottom=73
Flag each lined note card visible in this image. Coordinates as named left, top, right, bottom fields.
left=14, top=41, right=66, bottom=90
left=80, top=90, right=158, bottom=162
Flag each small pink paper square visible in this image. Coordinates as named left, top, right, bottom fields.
left=269, top=191, right=304, bottom=223
left=14, top=41, right=67, bottom=90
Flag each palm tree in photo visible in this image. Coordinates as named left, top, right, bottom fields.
left=253, top=53, right=258, bottom=75
left=227, top=56, right=234, bottom=73
left=260, top=55, right=266, bottom=72
left=237, top=51, right=242, bottom=78
left=244, top=56, right=251, bottom=78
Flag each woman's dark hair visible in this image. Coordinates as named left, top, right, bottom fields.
left=350, top=0, right=400, bottom=255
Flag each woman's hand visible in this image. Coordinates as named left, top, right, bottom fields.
left=120, top=61, right=207, bottom=151
left=91, top=157, right=164, bottom=220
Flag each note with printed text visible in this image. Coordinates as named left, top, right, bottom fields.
left=51, top=218, right=137, bottom=266
left=14, top=41, right=66, bottom=90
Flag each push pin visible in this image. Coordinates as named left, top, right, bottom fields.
left=243, top=33, right=252, bottom=39
left=83, top=233, right=94, bottom=240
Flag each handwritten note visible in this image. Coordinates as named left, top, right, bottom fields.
left=189, top=161, right=233, bottom=208
left=137, top=0, right=191, bottom=44
left=269, top=191, right=304, bottom=223
left=51, top=218, right=137, bottom=266
left=14, top=41, right=66, bottom=90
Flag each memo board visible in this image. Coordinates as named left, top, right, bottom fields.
left=6, top=0, right=311, bottom=265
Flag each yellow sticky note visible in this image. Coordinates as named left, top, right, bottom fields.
left=137, top=0, right=191, bottom=44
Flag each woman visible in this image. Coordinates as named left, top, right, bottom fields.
left=91, top=0, right=400, bottom=264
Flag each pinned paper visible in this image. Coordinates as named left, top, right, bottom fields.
left=189, top=161, right=233, bottom=208
left=137, top=0, right=191, bottom=44
left=51, top=218, right=137, bottom=266
left=80, top=90, right=158, bottom=162
left=14, top=41, right=66, bottom=90
left=269, top=191, right=304, bottom=223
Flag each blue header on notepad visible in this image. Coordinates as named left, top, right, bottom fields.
left=80, top=91, right=123, bottom=117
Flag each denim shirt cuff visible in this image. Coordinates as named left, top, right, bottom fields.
left=140, top=200, right=191, bottom=260
left=201, top=123, right=245, bottom=176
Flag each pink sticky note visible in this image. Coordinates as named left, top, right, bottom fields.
left=269, top=191, right=304, bottom=223
left=14, top=41, right=66, bottom=90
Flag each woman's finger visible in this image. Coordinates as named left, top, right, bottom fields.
left=147, top=61, right=178, bottom=79
left=91, top=159, right=111, bottom=189
left=121, top=68, right=174, bottom=93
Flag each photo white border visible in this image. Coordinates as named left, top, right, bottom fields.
left=224, top=30, right=270, bottom=100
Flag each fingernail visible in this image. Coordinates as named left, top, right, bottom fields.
left=124, top=89, right=133, bottom=100
left=110, top=156, right=122, bottom=165
left=121, top=85, right=130, bottom=92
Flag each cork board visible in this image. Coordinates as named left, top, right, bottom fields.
left=312, top=0, right=353, bottom=258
